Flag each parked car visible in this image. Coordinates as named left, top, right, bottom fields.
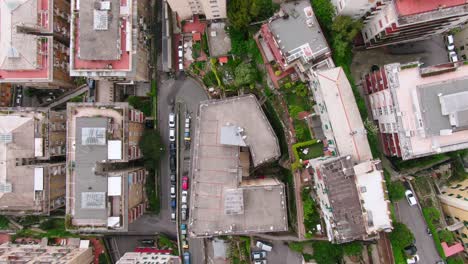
left=139, top=239, right=155, bottom=245
left=183, top=252, right=190, bottom=264
left=181, top=224, right=187, bottom=235
left=170, top=142, right=176, bottom=152
left=405, top=190, right=417, bottom=206
left=169, top=128, right=175, bottom=142
left=181, top=190, right=188, bottom=204
left=182, top=239, right=189, bottom=249
left=170, top=173, right=176, bottom=183
left=449, top=51, right=459, bottom=62
left=255, top=241, right=272, bottom=252
left=181, top=204, right=188, bottom=221
left=178, top=46, right=183, bottom=57
left=171, top=212, right=176, bottom=222
left=182, top=176, right=189, bottom=190
left=253, top=261, right=267, bottom=264
left=169, top=113, right=176, bottom=128
left=170, top=185, right=176, bottom=198
left=404, top=245, right=417, bottom=256
left=252, top=251, right=267, bottom=260
left=170, top=156, right=176, bottom=172
left=445, top=34, right=454, bottom=50
left=407, top=254, right=420, bottom=264
left=171, top=198, right=176, bottom=209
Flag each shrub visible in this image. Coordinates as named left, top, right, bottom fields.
left=439, top=230, right=456, bottom=245
left=343, top=242, right=363, bottom=257
left=0, top=216, right=9, bottom=229
left=289, top=242, right=304, bottom=253
left=275, top=70, right=282, bottom=76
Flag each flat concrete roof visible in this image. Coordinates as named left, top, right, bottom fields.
left=207, top=22, right=231, bottom=57
left=318, top=157, right=366, bottom=243
left=78, top=0, right=121, bottom=60
left=269, top=0, right=329, bottom=63
left=389, top=64, right=468, bottom=159
left=189, top=95, right=287, bottom=237
left=417, top=78, right=468, bottom=135
left=73, top=117, right=109, bottom=220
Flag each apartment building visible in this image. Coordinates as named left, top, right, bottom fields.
left=357, top=0, right=468, bottom=48
left=116, top=252, right=180, bottom=264
left=308, top=156, right=392, bottom=243
left=70, top=0, right=151, bottom=82
left=0, top=108, right=67, bottom=215
left=332, top=0, right=380, bottom=19
left=363, top=62, right=468, bottom=160
left=0, top=0, right=74, bottom=88
left=166, top=0, right=226, bottom=20
left=66, top=103, right=147, bottom=232
left=0, top=239, right=93, bottom=264
left=439, top=179, right=468, bottom=255
left=256, top=0, right=333, bottom=86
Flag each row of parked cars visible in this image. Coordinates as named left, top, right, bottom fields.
left=252, top=241, right=272, bottom=264
left=446, top=34, right=459, bottom=63
left=169, top=113, right=177, bottom=221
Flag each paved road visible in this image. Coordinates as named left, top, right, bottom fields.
left=396, top=199, right=441, bottom=263
left=263, top=240, right=303, bottom=264
left=387, top=35, right=449, bottom=67
left=160, top=73, right=208, bottom=264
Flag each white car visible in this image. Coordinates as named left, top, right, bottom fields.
left=181, top=190, right=188, bottom=204
left=407, top=254, right=420, bottom=264
left=253, top=261, right=267, bottom=264
left=405, top=190, right=417, bottom=206
left=169, top=128, right=175, bottom=142
left=449, top=51, right=459, bottom=62
left=168, top=113, right=175, bottom=128
left=252, top=251, right=267, bottom=260
left=255, top=241, right=272, bottom=252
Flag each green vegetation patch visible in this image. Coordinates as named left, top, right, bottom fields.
left=0, top=216, right=9, bottom=229
left=128, top=96, right=152, bottom=117
left=423, top=207, right=446, bottom=259
left=389, top=222, right=415, bottom=264
left=301, top=187, right=321, bottom=238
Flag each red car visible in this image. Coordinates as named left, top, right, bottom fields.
left=182, top=176, right=189, bottom=190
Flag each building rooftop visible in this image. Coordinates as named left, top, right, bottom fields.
left=353, top=160, right=392, bottom=234
left=267, top=0, right=330, bottom=65
left=116, top=252, right=180, bottom=264
left=417, top=78, right=468, bottom=136
left=71, top=0, right=131, bottom=73
left=387, top=63, right=468, bottom=159
left=78, top=0, right=121, bottom=60
left=316, top=156, right=366, bottom=243
left=395, top=0, right=466, bottom=16
left=189, top=95, right=287, bottom=237
left=315, top=67, right=372, bottom=162
left=0, top=0, right=51, bottom=81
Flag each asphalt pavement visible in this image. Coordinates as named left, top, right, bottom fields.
left=387, top=35, right=449, bottom=67
left=263, top=240, right=303, bottom=264
left=396, top=199, right=442, bottom=263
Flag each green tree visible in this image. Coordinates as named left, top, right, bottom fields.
left=289, top=105, right=304, bottom=120
left=310, top=0, right=335, bottom=32
left=343, top=242, right=363, bottom=257
left=331, top=16, right=363, bottom=59
left=293, top=82, right=308, bottom=97
left=439, top=230, right=455, bottom=245
left=311, top=241, right=344, bottom=264
left=234, top=63, right=257, bottom=87
left=390, top=222, right=415, bottom=248
left=388, top=181, right=406, bottom=201
left=447, top=256, right=465, bottom=264
left=139, top=130, right=164, bottom=170
left=0, top=216, right=9, bottom=229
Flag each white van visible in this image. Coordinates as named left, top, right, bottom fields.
left=181, top=190, right=188, bottom=204
left=256, top=241, right=272, bottom=252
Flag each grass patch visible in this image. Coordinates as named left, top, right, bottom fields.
left=423, top=207, right=446, bottom=260
left=0, top=216, right=9, bottom=229
left=302, top=187, right=321, bottom=238
left=14, top=219, right=78, bottom=240
left=291, top=139, right=321, bottom=170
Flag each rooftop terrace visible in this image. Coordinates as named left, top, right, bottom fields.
left=189, top=95, right=287, bottom=237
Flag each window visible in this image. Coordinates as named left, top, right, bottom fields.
left=364, top=32, right=368, bottom=40
left=379, top=20, right=383, bottom=28
left=209, top=0, right=217, bottom=3
left=213, top=14, right=220, bottom=18
left=461, top=46, right=465, bottom=50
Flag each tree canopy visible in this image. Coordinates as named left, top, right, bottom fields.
left=228, top=0, right=276, bottom=31
left=139, top=130, right=164, bottom=170
left=331, top=15, right=363, bottom=59
left=389, top=222, right=415, bottom=248
left=234, top=63, right=257, bottom=87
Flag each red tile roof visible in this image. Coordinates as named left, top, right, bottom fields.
left=218, top=56, right=228, bottom=63
left=441, top=242, right=464, bottom=257
left=193, top=32, right=201, bottom=42
left=260, top=24, right=286, bottom=67
left=395, top=0, right=467, bottom=16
